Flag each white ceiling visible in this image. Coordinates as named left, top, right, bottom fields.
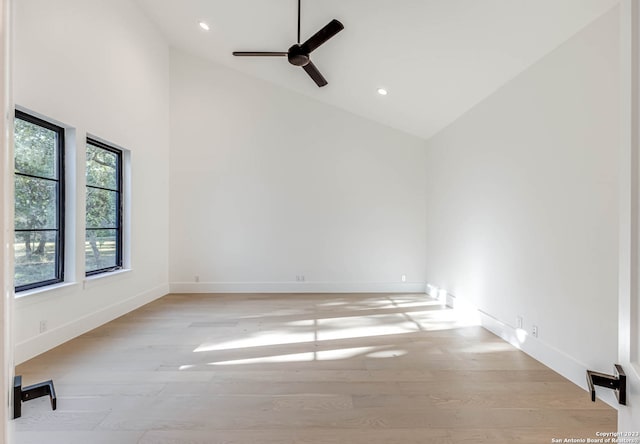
left=134, top=0, right=619, bottom=140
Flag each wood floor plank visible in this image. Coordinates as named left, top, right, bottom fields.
left=16, top=431, right=144, bottom=444
left=14, top=293, right=616, bottom=443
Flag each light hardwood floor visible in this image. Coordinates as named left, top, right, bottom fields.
left=15, top=293, right=615, bottom=443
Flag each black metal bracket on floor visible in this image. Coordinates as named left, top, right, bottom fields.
left=586, top=364, right=626, bottom=405
left=13, top=375, right=57, bottom=419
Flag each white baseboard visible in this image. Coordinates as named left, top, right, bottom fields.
left=169, top=281, right=428, bottom=294
left=15, top=283, right=169, bottom=364
left=443, top=292, right=619, bottom=409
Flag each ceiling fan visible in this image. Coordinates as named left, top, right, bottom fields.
left=232, top=0, right=344, bottom=87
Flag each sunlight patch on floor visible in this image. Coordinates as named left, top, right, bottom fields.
left=366, top=349, right=408, bottom=358
left=207, top=346, right=380, bottom=366
left=457, top=342, right=516, bottom=354
left=193, top=304, right=481, bottom=354
left=194, top=330, right=315, bottom=352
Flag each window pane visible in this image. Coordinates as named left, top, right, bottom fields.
left=14, top=117, right=57, bottom=179
left=14, top=175, right=57, bottom=230
left=86, top=144, right=117, bottom=189
left=86, top=188, right=117, bottom=228
left=85, top=139, right=122, bottom=276
left=85, top=229, right=118, bottom=272
left=14, top=231, right=58, bottom=288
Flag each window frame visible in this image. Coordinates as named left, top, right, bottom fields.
left=14, top=110, right=66, bottom=292
left=85, top=137, right=123, bottom=276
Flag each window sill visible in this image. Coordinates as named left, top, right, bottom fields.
left=15, top=281, right=78, bottom=300
left=83, top=268, right=131, bottom=289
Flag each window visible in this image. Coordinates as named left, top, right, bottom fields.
left=85, top=138, right=122, bottom=275
left=14, top=111, right=65, bottom=291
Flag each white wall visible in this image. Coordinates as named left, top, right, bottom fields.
left=170, top=50, right=427, bottom=293
left=424, top=8, right=619, bottom=395
left=13, top=0, right=170, bottom=363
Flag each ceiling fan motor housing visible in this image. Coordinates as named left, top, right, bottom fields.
left=287, top=44, right=309, bottom=66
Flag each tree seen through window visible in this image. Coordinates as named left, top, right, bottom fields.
left=14, top=111, right=64, bottom=291
left=86, top=139, right=122, bottom=275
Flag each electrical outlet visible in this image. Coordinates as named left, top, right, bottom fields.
left=301, top=275, right=306, bottom=282
left=401, top=274, right=407, bottom=282
left=532, top=325, right=539, bottom=338
left=516, top=316, right=523, bottom=329
left=194, top=275, right=200, bottom=283
left=39, top=320, right=48, bottom=334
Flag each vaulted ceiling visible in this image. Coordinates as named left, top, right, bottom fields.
left=134, top=0, right=619, bottom=140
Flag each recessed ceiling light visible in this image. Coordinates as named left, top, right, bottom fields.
left=199, top=22, right=210, bottom=31
left=377, top=88, right=388, bottom=96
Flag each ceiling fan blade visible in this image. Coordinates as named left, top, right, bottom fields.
left=301, top=19, right=344, bottom=53
left=302, top=61, right=328, bottom=87
left=232, top=52, right=287, bottom=56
